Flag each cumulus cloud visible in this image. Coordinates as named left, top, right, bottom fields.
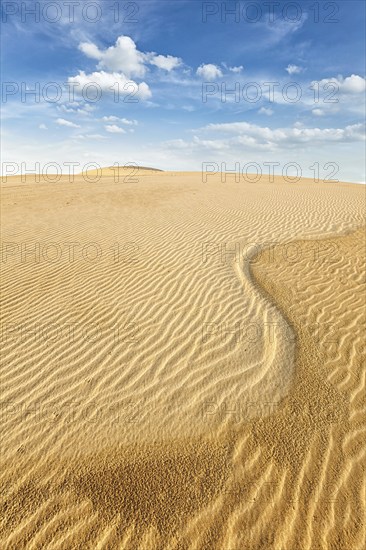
left=200, top=121, right=365, bottom=145
left=312, top=108, right=324, bottom=116
left=105, top=124, right=126, bottom=134
left=286, top=64, right=303, bottom=75
left=58, top=102, right=95, bottom=116
left=79, top=42, right=103, bottom=61
left=228, top=65, right=243, bottom=73
left=315, top=74, right=366, bottom=94
left=259, top=107, right=274, bottom=116
left=39, top=123, right=48, bottom=130
left=196, top=64, right=223, bottom=80
left=73, top=134, right=107, bottom=140
left=164, top=136, right=230, bottom=151
left=74, top=36, right=185, bottom=104
left=120, top=118, right=138, bottom=125
left=68, top=71, right=152, bottom=100
left=56, top=118, right=80, bottom=128
left=79, top=36, right=146, bottom=78
left=102, top=116, right=138, bottom=125
left=222, top=63, right=244, bottom=74
left=79, top=36, right=182, bottom=79
left=160, top=121, right=364, bottom=168
left=149, top=54, right=182, bottom=71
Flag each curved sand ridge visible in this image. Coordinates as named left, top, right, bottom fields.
left=1, top=174, right=363, bottom=449
left=1, top=172, right=365, bottom=547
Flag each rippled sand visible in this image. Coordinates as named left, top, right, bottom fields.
left=1, top=170, right=365, bottom=548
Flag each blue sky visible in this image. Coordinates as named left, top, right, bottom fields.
left=1, top=0, right=365, bottom=181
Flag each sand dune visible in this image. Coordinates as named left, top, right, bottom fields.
left=80, top=165, right=165, bottom=178
left=0, top=171, right=365, bottom=548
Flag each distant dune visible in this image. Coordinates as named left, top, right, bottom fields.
left=1, top=171, right=365, bottom=548
left=81, top=165, right=164, bottom=177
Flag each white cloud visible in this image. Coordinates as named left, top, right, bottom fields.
left=315, top=74, right=366, bottom=94
left=312, top=108, right=324, bottom=116
left=264, top=15, right=308, bottom=45
left=224, top=65, right=243, bottom=73
left=79, top=36, right=146, bottom=78
left=78, top=36, right=182, bottom=79
left=154, top=121, right=365, bottom=179
left=77, top=103, right=96, bottom=115
left=149, top=54, right=182, bottom=71
left=196, top=64, right=223, bottom=81
left=68, top=71, right=152, bottom=100
left=58, top=102, right=95, bottom=116
left=121, top=118, right=138, bottom=126
left=56, top=118, right=80, bottom=128
left=76, top=108, right=93, bottom=116
left=200, top=121, right=365, bottom=145
left=39, top=123, right=48, bottom=130
left=259, top=107, right=274, bottom=116
left=102, top=116, right=138, bottom=125
left=221, top=62, right=243, bottom=74
left=58, top=105, right=75, bottom=113
left=102, top=115, right=119, bottom=122
left=83, top=103, right=95, bottom=112
left=86, top=134, right=107, bottom=140
left=230, top=65, right=243, bottom=73
left=79, top=42, right=103, bottom=61
left=73, top=134, right=107, bottom=140
left=105, top=124, right=126, bottom=134
left=286, top=64, right=302, bottom=75
left=341, top=74, right=366, bottom=93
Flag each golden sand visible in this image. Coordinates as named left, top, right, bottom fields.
left=0, top=171, right=365, bottom=548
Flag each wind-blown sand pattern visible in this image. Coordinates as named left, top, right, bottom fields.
left=0, top=171, right=365, bottom=548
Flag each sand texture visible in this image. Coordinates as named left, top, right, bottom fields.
left=0, top=170, right=365, bottom=548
